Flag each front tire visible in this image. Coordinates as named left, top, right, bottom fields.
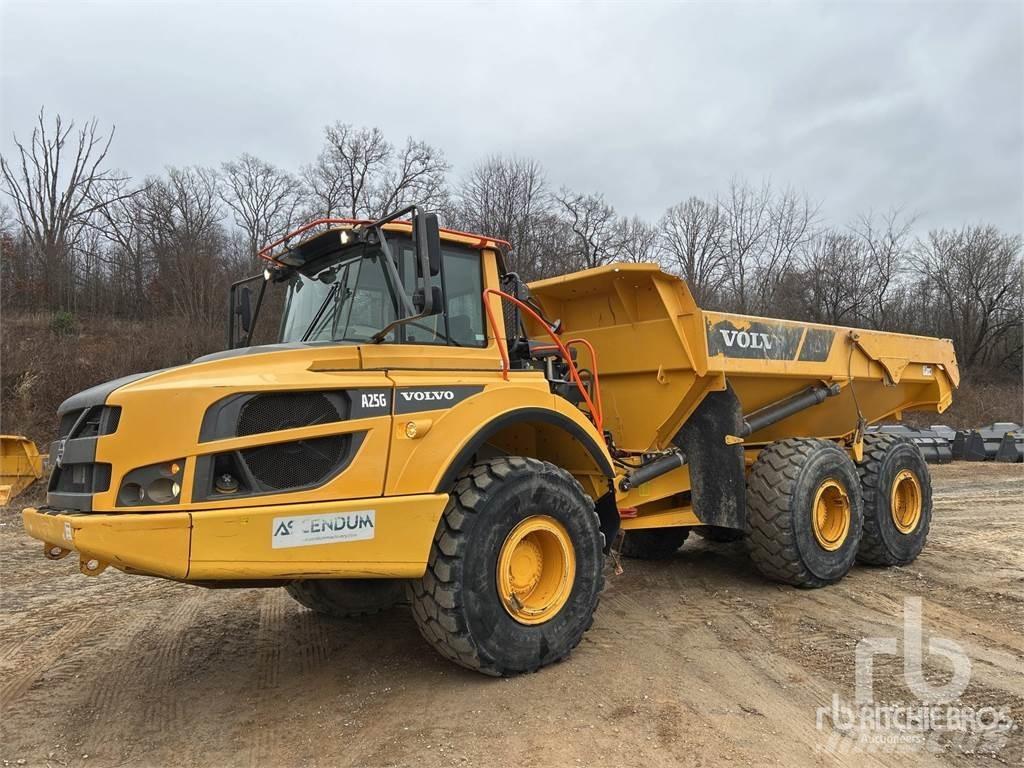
left=285, top=579, right=406, bottom=618
left=410, top=457, right=605, bottom=676
left=747, top=438, right=863, bottom=588
left=857, top=434, right=932, bottom=566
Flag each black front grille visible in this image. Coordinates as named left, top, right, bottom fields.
left=57, top=405, right=122, bottom=439
left=105, top=407, right=121, bottom=434
left=194, top=390, right=364, bottom=500
left=237, top=392, right=344, bottom=437
left=49, top=462, right=111, bottom=494
left=240, top=435, right=350, bottom=490
left=59, top=409, right=82, bottom=438
left=50, top=386, right=127, bottom=511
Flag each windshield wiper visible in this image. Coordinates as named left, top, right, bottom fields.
left=300, top=282, right=340, bottom=342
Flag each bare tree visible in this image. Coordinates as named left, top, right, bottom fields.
left=850, top=207, right=916, bottom=329
left=453, top=155, right=549, bottom=276
left=800, top=229, right=873, bottom=325
left=913, top=226, right=1023, bottom=369
left=90, top=177, right=152, bottom=317
left=303, top=124, right=449, bottom=220
left=0, top=203, right=36, bottom=310
left=303, top=124, right=387, bottom=218
left=219, top=154, right=303, bottom=258
left=756, top=186, right=818, bottom=313
left=555, top=189, right=619, bottom=270
left=372, top=137, right=450, bottom=215
left=715, top=178, right=773, bottom=312
left=659, top=197, right=728, bottom=304
left=528, top=212, right=579, bottom=281
left=616, top=216, right=660, bottom=265
left=0, top=110, right=131, bottom=308
left=140, top=167, right=226, bottom=323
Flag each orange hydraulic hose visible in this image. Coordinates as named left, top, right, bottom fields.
left=564, top=337, right=604, bottom=433
left=482, top=288, right=604, bottom=434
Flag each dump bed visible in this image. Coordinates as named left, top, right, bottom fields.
left=527, top=263, right=958, bottom=452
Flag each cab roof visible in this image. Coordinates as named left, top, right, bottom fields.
left=258, top=218, right=510, bottom=269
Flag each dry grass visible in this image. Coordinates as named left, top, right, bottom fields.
left=903, top=374, right=1023, bottom=430
left=1, top=312, right=222, bottom=445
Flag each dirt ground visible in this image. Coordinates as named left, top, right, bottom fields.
left=1, top=462, right=1021, bottom=768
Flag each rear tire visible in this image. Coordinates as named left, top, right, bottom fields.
left=285, top=579, right=406, bottom=618
left=857, top=434, right=932, bottom=566
left=620, top=527, right=689, bottom=559
left=747, top=438, right=863, bottom=588
left=410, top=457, right=605, bottom=676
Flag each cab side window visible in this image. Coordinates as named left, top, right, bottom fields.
left=441, top=250, right=485, bottom=347
left=396, top=242, right=486, bottom=347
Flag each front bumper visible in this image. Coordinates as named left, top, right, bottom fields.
left=22, top=493, right=449, bottom=581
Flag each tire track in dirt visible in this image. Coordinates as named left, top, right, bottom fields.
left=0, top=614, right=101, bottom=707
left=70, top=603, right=192, bottom=761
left=1, top=464, right=1020, bottom=768
left=245, top=589, right=291, bottom=768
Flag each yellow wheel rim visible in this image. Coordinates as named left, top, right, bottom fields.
left=497, top=515, right=575, bottom=625
left=812, top=479, right=851, bottom=551
left=891, top=469, right=922, bottom=534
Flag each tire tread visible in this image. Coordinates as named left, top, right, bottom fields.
left=746, top=438, right=856, bottom=588
left=409, top=456, right=605, bottom=676
left=856, top=434, right=932, bottom=566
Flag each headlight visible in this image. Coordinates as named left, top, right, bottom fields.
left=117, top=459, right=185, bottom=507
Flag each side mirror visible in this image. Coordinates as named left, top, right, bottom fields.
left=413, top=212, right=442, bottom=277
left=236, top=285, right=253, bottom=334
left=227, top=273, right=268, bottom=349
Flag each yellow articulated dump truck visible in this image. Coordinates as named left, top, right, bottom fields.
left=22, top=205, right=958, bottom=675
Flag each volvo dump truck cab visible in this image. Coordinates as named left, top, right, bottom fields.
left=23, top=205, right=959, bottom=675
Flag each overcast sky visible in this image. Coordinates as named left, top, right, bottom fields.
left=2, top=1, right=1022, bottom=233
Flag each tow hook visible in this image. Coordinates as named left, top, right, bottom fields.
left=44, top=544, right=71, bottom=560
left=80, top=557, right=109, bottom=576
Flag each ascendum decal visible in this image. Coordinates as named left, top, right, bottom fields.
left=272, top=510, right=376, bottom=548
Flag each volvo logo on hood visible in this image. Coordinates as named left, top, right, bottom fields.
left=400, top=390, right=455, bottom=402
left=393, top=386, right=483, bottom=414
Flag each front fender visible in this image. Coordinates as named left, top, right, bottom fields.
left=383, top=377, right=613, bottom=496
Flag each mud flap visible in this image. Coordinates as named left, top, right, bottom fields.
left=674, top=386, right=746, bottom=531
left=595, top=487, right=619, bottom=553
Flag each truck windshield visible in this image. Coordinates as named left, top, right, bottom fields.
left=280, top=251, right=399, bottom=344
left=278, top=239, right=487, bottom=347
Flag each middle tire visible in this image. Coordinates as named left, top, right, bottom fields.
left=410, top=456, right=605, bottom=676
left=694, top=526, right=746, bottom=543
left=285, top=578, right=406, bottom=618
left=747, top=438, right=863, bottom=588
left=619, top=526, right=690, bottom=559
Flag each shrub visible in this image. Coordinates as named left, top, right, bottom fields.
left=49, top=310, right=78, bottom=336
